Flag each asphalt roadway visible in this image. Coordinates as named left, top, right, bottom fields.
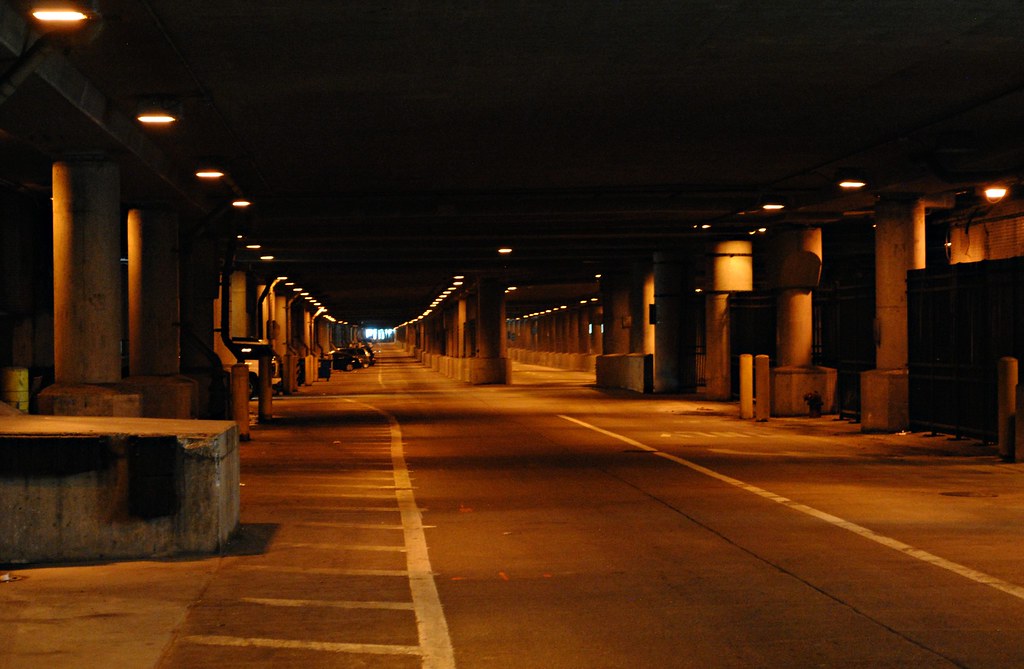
left=4, top=345, right=1024, bottom=668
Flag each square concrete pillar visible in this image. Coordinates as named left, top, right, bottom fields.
left=860, top=369, right=910, bottom=432
left=770, top=366, right=836, bottom=416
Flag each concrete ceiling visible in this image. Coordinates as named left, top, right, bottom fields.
left=2, top=1, right=1024, bottom=325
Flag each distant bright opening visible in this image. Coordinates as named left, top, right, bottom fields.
left=364, top=327, right=395, bottom=342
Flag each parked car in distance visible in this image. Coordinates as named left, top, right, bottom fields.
left=332, top=349, right=363, bottom=372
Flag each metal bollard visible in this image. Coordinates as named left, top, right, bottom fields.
left=739, top=354, right=754, bottom=419
left=231, top=363, right=251, bottom=441
left=754, top=354, right=771, bottom=422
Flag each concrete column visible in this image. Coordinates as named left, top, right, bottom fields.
left=630, top=261, right=655, bottom=355
left=122, top=208, right=197, bottom=418
left=128, top=208, right=179, bottom=376
left=771, top=228, right=822, bottom=367
left=52, top=158, right=122, bottom=385
left=601, top=273, right=630, bottom=355
left=861, top=197, right=925, bottom=432
left=39, top=157, right=140, bottom=417
left=457, top=297, right=468, bottom=357
left=704, top=241, right=753, bottom=401
left=767, top=227, right=834, bottom=416
left=654, top=253, right=683, bottom=393
left=568, top=308, right=582, bottom=355
left=875, top=198, right=925, bottom=370
left=705, top=293, right=731, bottom=400
left=472, top=278, right=508, bottom=383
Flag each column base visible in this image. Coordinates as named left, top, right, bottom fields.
left=37, top=384, right=142, bottom=417
left=770, top=366, right=836, bottom=416
left=860, top=369, right=909, bottom=432
left=119, top=375, right=199, bottom=419
left=468, top=357, right=510, bottom=385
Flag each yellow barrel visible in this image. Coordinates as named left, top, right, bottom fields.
left=0, top=367, right=29, bottom=412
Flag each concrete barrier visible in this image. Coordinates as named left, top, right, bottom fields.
left=595, top=354, right=653, bottom=393
left=0, top=415, right=239, bottom=564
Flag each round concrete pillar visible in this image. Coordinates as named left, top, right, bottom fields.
left=128, top=208, right=180, bottom=376
left=772, top=228, right=821, bottom=368
left=705, top=293, right=731, bottom=400
left=52, top=158, right=122, bottom=385
left=654, top=253, right=683, bottom=393
left=777, top=289, right=814, bottom=367
left=874, top=198, right=925, bottom=370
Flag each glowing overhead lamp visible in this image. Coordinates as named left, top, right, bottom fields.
left=836, top=169, right=868, bottom=190
left=983, top=185, right=1008, bottom=203
left=31, top=0, right=95, bottom=22
left=259, top=255, right=274, bottom=261
left=245, top=244, right=261, bottom=249
left=232, top=199, right=252, bottom=208
left=761, top=200, right=785, bottom=211
left=498, top=247, right=512, bottom=254
left=195, top=166, right=225, bottom=179
left=135, top=98, right=182, bottom=125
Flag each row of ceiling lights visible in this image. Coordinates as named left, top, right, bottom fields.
left=31, top=4, right=260, bottom=210
left=272, top=277, right=348, bottom=325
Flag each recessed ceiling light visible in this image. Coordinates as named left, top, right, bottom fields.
left=195, top=169, right=224, bottom=179
left=245, top=244, right=261, bottom=249
left=259, top=255, right=274, bottom=261
left=232, top=199, right=252, bottom=208
left=498, top=247, right=512, bottom=254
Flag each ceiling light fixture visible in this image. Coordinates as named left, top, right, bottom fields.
left=232, top=199, right=252, bottom=208
left=195, top=168, right=224, bottom=179
left=31, top=1, right=93, bottom=22
left=984, top=185, right=1008, bottom=203
left=836, top=169, right=868, bottom=190
left=259, top=255, right=274, bottom=261
left=498, top=247, right=512, bottom=254
left=135, top=98, right=182, bottom=125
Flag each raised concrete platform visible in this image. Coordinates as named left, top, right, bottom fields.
left=0, top=414, right=239, bottom=564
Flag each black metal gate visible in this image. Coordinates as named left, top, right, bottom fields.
left=679, top=293, right=706, bottom=391
left=815, top=282, right=875, bottom=420
left=730, top=292, right=776, bottom=397
left=908, top=257, right=1024, bottom=441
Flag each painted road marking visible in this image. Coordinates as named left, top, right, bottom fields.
left=273, top=542, right=406, bottom=552
left=242, top=597, right=415, bottom=611
left=184, top=635, right=422, bottom=657
left=559, top=414, right=1024, bottom=603
left=350, top=400, right=457, bottom=669
left=295, top=521, right=407, bottom=530
left=238, top=565, right=409, bottom=577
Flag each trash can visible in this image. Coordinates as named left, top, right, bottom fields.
left=318, top=357, right=332, bottom=380
left=1, top=367, right=29, bottom=412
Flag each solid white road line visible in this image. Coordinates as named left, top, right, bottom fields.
left=242, top=597, right=415, bottom=611
left=184, top=634, right=422, bottom=657
left=559, top=414, right=1024, bottom=603
left=238, top=564, right=409, bottom=577
left=347, top=399, right=457, bottom=669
